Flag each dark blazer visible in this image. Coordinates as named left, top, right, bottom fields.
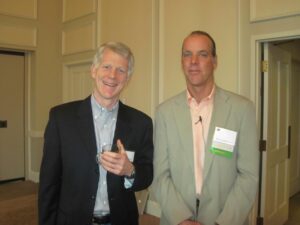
left=38, top=96, right=154, bottom=225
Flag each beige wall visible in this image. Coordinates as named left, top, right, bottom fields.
left=99, top=0, right=157, bottom=116
left=161, top=0, right=239, bottom=101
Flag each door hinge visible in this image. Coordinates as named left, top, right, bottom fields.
left=261, top=60, right=268, bottom=72
left=259, top=139, right=266, bottom=152
left=256, top=216, right=264, bottom=225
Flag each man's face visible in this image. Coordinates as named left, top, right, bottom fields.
left=181, top=35, right=217, bottom=89
left=91, top=49, right=129, bottom=106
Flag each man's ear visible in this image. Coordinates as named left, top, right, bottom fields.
left=213, top=55, right=218, bottom=69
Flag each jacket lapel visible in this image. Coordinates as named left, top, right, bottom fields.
left=174, top=92, right=195, bottom=172
left=203, top=87, right=231, bottom=182
left=76, top=96, right=98, bottom=162
left=112, top=101, right=132, bottom=146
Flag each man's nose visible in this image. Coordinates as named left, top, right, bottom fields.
left=108, top=68, right=117, bottom=78
left=191, top=55, right=199, bottom=64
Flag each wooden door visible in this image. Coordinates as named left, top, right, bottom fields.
left=261, top=43, right=291, bottom=225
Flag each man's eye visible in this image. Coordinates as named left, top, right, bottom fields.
left=198, top=51, right=208, bottom=57
left=182, top=51, right=192, bottom=57
left=117, top=68, right=127, bottom=74
left=102, top=65, right=111, bottom=70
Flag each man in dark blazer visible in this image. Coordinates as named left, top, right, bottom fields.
left=38, top=42, right=154, bottom=225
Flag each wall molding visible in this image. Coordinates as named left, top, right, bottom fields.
left=0, top=0, right=37, bottom=19
left=0, top=23, right=37, bottom=48
left=27, top=130, right=43, bottom=182
left=62, top=59, right=93, bottom=102
left=62, top=21, right=96, bottom=55
left=250, top=0, right=300, bottom=22
left=63, top=0, right=96, bottom=23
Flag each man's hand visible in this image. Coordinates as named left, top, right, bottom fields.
left=100, top=139, right=134, bottom=176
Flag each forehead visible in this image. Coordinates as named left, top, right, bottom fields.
left=102, top=49, right=128, bottom=65
left=182, top=35, right=212, bottom=52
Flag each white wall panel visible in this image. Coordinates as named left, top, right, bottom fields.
left=62, top=22, right=96, bottom=55
left=63, top=61, right=93, bottom=102
left=0, top=0, right=37, bottom=19
left=63, top=0, right=96, bottom=22
left=251, top=0, right=300, bottom=22
left=0, top=23, right=37, bottom=47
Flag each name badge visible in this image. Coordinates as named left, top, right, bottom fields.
left=210, top=127, right=237, bottom=158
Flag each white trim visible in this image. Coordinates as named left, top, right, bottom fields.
left=29, top=170, right=39, bottom=183
left=250, top=0, right=300, bottom=23
left=27, top=130, right=43, bottom=182
left=96, top=0, right=102, bottom=47
left=29, top=130, right=44, bottom=138
left=25, top=53, right=31, bottom=181
left=158, top=0, right=164, bottom=104
left=150, top=0, right=159, bottom=118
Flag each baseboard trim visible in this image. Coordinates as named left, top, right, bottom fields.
left=28, top=171, right=39, bottom=183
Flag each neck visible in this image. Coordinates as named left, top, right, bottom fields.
left=188, top=82, right=214, bottom=103
left=92, top=92, right=118, bottom=110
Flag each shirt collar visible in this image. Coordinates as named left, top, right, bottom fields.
left=187, top=84, right=216, bottom=106
left=91, top=94, right=119, bottom=118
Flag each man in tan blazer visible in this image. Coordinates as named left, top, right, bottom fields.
left=152, top=31, right=259, bottom=225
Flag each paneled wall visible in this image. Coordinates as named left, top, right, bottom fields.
left=0, top=0, right=37, bottom=49
left=61, top=0, right=97, bottom=103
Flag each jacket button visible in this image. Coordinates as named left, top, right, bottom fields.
left=91, top=195, right=95, bottom=199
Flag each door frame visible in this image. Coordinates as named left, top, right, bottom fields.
left=250, top=30, right=300, bottom=224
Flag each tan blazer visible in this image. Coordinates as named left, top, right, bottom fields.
left=152, top=86, right=259, bottom=225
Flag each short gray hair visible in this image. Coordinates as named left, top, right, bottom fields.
left=92, top=41, right=134, bottom=76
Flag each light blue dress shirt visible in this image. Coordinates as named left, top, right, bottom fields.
left=91, top=95, right=134, bottom=217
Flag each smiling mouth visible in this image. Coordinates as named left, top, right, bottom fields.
left=103, top=81, right=117, bottom=87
